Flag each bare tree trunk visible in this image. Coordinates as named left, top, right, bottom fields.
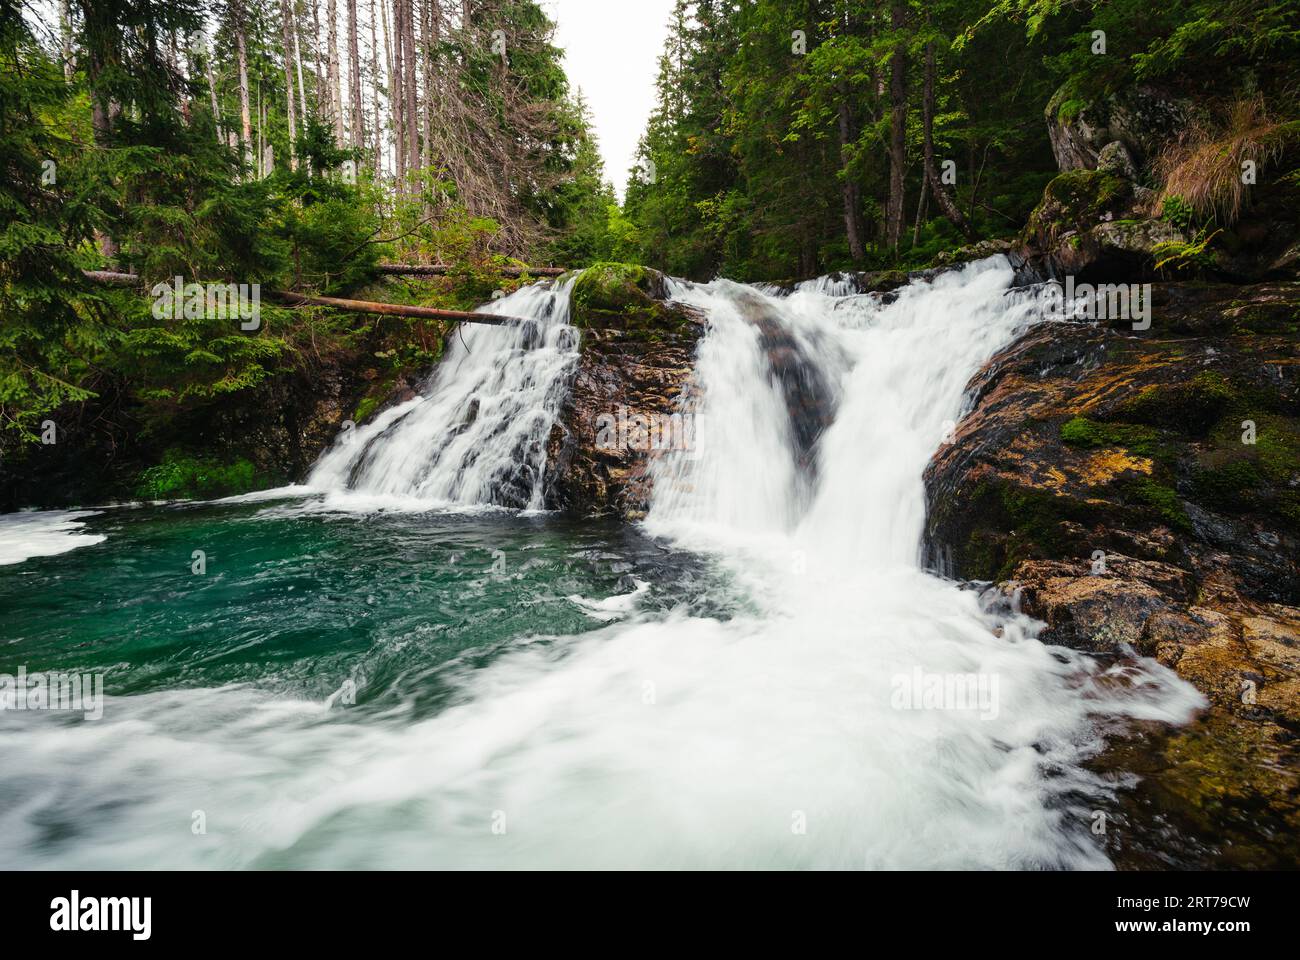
left=256, top=78, right=263, bottom=177
left=60, top=0, right=74, bottom=80
left=421, top=0, right=435, bottom=173
left=178, top=29, right=194, bottom=124
left=205, top=38, right=224, bottom=145
left=281, top=0, right=299, bottom=169
left=87, top=38, right=118, bottom=260
left=921, top=39, right=976, bottom=241
left=234, top=0, right=254, bottom=168
left=886, top=0, right=907, bottom=250
left=327, top=0, right=344, bottom=144
left=369, top=0, right=383, bottom=178
left=348, top=0, right=363, bottom=150
left=912, top=171, right=928, bottom=245
left=389, top=0, right=406, bottom=189
left=837, top=94, right=865, bottom=263
left=293, top=8, right=309, bottom=122
left=401, top=0, right=419, bottom=185
left=310, top=0, right=325, bottom=114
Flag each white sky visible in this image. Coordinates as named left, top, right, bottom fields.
left=544, top=0, right=675, bottom=199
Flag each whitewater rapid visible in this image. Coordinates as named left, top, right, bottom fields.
left=308, top=279, right=579, bottom=510
left=0, top=258, right=1203, bottom=869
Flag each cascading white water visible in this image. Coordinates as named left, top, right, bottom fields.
left=308, top=280, right=579, bottom=509
left=0, top=257, right=1204, bottom=869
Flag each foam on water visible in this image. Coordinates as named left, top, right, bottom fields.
left=0, top=510, right=106, bottom=566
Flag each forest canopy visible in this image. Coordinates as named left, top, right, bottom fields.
left=623, top=0, right=1300, bottom=281
left=2, top=0, right=1298, bottom=462
left=1, top=0, right=619, bottom=445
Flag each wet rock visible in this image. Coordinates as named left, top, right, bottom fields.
left=730, top=288, right=839, bottom=474
left=1015, top=169, right=1188, bottom=282
left=546, top=272, right=705, bottom=519
left=1008, top=560, right=1174, bottom=652
left=927, top=279, right=1300, bottom=848
left=925, top=282, right=1300, bottom=596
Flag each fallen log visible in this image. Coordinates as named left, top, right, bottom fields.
left=376, top=263, right=568, bottom=277
left=82, top=270, right=141, bottom=286
left=265, top=289, right=528, bottom=325
left=78, top=271, right=530, bottom=325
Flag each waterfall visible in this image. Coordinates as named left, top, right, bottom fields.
left=307, top=279, right=579, bottom=510
left=649, top=257, right=1036, bottom=564
left=279, top=256, right=1195, bottom=867
left=0, top=258, right=1204, bottom=869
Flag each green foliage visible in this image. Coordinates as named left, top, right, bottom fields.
left=135, top=449, right=266, bottom=500
left=624, top=0, right=1064, bottom=280
left=1161, top=194, right=1198, bottom=232
left=619, top=0, right=1298, bottom=282
left=1, top=0, right=613, bottom=474
left=1153, top=228, right=1222, bottom=274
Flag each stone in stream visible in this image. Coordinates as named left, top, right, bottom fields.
left=545, top=263, right=707, bottom=519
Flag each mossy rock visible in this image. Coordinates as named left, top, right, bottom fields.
left=1060, top=415, right=1174, bottom=463
left=1229, top=302, right=1299, bottom=335
left=569, top=262, right=684, bottom=337
left=955, top=480, right=1103, bottom=581
left=1108, top=371, right=1240, bottom=434
left=1119, top=476, right=1193, bottom=532
left=1023, top=170, right=1133, bottom=248
left=1193, top=413, right=1300, bottom=526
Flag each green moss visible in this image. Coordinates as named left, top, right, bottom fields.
left=1060, top=416, right=1172, bottom=461
left=1121, top=477, right=1193, bottom=532
left=1231, top=304, right=1297, bottom=334
left=1191, top=461, right=1265, bottom=512
left=1254, top=420, right=1300, bottom=483
left=569, top=262, right=682, bottom=337
left=957, top=480, right=1098, bottom=581
left=350, top=367, right=408, bottom=425
left=1277, top=492, right=1300, bottom=527
left=353, top=393, right=382, bottom=424
left=1111, top=372, right=1239, bottom=434
left=1045, top=169, right=1129, bottom=215
left=1024, top=170, right=1132, bottom=246
left=1195, top=413, right=1300, bottom=524
left=1057, top=98, right=1087, bottom=123
left=135, top=450, right=269, bottom=501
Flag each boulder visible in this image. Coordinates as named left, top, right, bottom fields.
left=1096, top=140, right=1139, bottom=181
left=568, top=262, right=688, bottom=337
left=1046, top=83, right=1194, bottom=174
left=546, top=264, right=706, bottom=518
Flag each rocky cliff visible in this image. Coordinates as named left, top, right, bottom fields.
left=916, top=77, right=1300, bottom=863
